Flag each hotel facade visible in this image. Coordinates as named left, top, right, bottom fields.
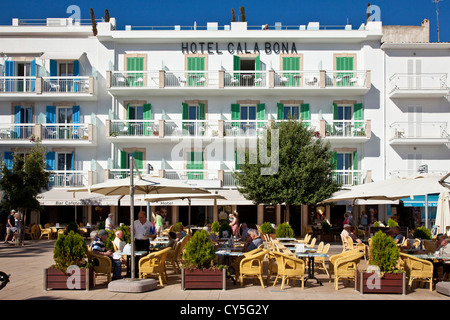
left=0, top=17, right=448, bottom=234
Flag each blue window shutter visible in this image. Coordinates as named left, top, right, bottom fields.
left=4, top=151, right=13, bottom=170
left=14, top=105, right=21, bottom=139
left=73, top=60, right=79, bottom=76
left=5, top=61, right=15, bottom=92
left=71, top=151, right=75, bottom=170
left=72, top=105, right=80, bottom=123
left=30, top=59, right=36, bottom=92
left=46, top=106, right=56, bottom=123
left=50, top=60, right=57, bottom=77
left=46, top=152, right=55, bottom=170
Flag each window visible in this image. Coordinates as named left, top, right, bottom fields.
left=333, top=151, right=357, bottom=185
left=126, top=57, right=144, bottom=87
left=13, top=105, right=33, bottom=139
left=59, top=62, right=74, bottom=77
left=283, top=105, right=300, bottom=120
left=182, top=102, right=205, bottom=136
left=186, top=151, right=204, bottom=180
left=187, top=57, right=205, bottom=87
left=127, top=104, right=144, bottom=135
left=240, top=105, right=257, bottom=133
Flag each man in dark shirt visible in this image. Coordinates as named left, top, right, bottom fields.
left=4, top=210, right=16, bottom=243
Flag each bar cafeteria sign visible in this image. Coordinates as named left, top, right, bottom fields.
left=181, top=42, right=297, bottom=55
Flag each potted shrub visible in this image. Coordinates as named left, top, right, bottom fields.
left=219, top=221, right=232, bottom=238
left=260, top=222, right=275, bottom=239
left=275, top=222, right=295, bottom=238
left=413, top=226, right=432, bottom=240
left=211, top=221, right=220, bottom=235
left=320, top=221, right=334, bottom=242
left=44, top=231, right=94, bottom=290
left=181, top=230, right=226, bottom=290
left=357, top=231, right=405, bottom=294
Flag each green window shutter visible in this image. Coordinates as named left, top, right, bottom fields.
left=332, top=103, right=338, bottom=120
left=187, top=57, right=205, bottom=86
left=336, top=57, right=353, bottom=86
left=182, top=103, right=189, bottom=120
left=300, top=103, right=310, bottom=128
left=120, top=150, right=127, bottom=170
left=233, top=56, right=240, bottom=71
left=282, top=57, right=300, bottom=86
left=231, top=103, right=240, bottom=131
left=353, top=151, right=357, bottom=171
left=126, top=103, right=134, bottom=120
left=126, top=57, right=144, bottom=87
left=255, top=55, right=260, bottom=71
left=143, top=104, right=152, bottom=136
left=300, top=104, right=310, bottom=120
left=198, top=103, right=205, bottom=120
left=332, top=151, right=337, bottom=170
left=277, top=103, right=284, bottom=120
left=257, top=103, right=265, bottom=131
left=353, top=103, right=364, bottom=130
left=187, top=151, right=204, bottom=179
left=134, top=151, right=143, bottom=170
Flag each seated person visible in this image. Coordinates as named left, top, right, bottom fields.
left=167, top=231, right=177, bottom=248
left=176, top=224, right=187, bottom=240
left=243, top=229, right=263, bottom=252
left=113, top=230, right=126, bottom=252
left=390, top=226, right=404, bottom=245
left=91, top=229, right=122, bottom=280
left=349, top=226, right=363, bottom=245
left=240, top=223, right=249, bottom=242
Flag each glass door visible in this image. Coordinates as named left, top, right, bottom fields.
left=336, top=105, right=352, bottom=136
left=240, top=105, right=256, bottom=135
left=57, top=107, right=73, bottom=139
left=128, top=105, right=144, bottom=135
left=59, top=62, right=74, bottom=92
left=17, top=62, right=31, bottom=92
left=57, top=152, right=74, bottom=187
left=336, top=153, right=353, bottom=185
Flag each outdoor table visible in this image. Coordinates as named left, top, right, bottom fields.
left=216, top=248, right=244, bottom=284
left=413, top=254, right=450, bottom=260
left=115, top=250, right=148, bottom=277
left=276, top=237, right=296, bottom=242
left=295, top=252, right=330, bottom=286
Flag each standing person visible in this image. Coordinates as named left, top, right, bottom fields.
left=360, top=211, right=368, bottom=227
left=229, top=211, right=239, bottom=238
left=105, top=213, right=115, bottom=231
left=4, top=210, right=16, bottom=244
left=153, top=210, right=164, bottom=238
left=134, top=211, right=152, bottom=252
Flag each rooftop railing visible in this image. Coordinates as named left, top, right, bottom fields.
left=390, top=73, right=448, bottom=92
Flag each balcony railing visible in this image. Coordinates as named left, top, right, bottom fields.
left=325, top=70, right=368, bottom=88
left=0, top=76, right=36, bottom=93
left=42, top=76, right=91, bottom=93
left=164, top=170, right=218, bottom=181
left=42, top=123, right=90, bottom=140
left=164, top=119, right=217, bottom=137
left=223, top=120, right=269, bottom=137
left=390, top=122, right=448, bottom=140
left=274, top=71, right=320, bottom=87
left=0, top=76, right=94, bottom=94
left=332, top=170, right=368, bottom=186
left=48, top=170, right=88, bottom=188
left=110, top=71, right=160, bottom=88
left=390, top=73, right=448, bottom=92
left=109, top=119, right=158, bottom=137
left=325, top=120, right=369, bottom=137
left=108, top=69, right=371, bottom=90
left=223, top=71, right=269, bottom=87
left=0, top=124, right=34, bottom=140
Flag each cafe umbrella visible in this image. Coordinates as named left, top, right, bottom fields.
left=68, top=155, right=210, bottom=280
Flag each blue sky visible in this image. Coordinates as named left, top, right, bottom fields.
left=1, top=0, right=448, bottom=42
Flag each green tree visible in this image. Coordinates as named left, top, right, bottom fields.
left=234, top=119, right=339, bottom=222
left=0, top=142, right=51, bottom=244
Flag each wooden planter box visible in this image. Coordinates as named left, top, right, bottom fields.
left=320, top=234, right=335, bottom=243
left=181, top=268, right=226, bottom=290
left=44, top=267, right=94, bottom=291
left=356, top=271, right=406, bottom=295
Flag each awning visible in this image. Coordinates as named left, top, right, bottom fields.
left=400, top=194, right=440, bottom=207
left=38, top=188, right=122, bottom=206
left=40, top=52, right=85, bottom=60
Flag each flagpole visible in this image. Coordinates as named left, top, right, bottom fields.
left=129, top=154, right=136, bottom=280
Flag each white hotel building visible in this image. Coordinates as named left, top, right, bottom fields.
left=0, top=17, right=448, bottom=235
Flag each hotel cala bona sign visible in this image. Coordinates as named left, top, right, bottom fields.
left=181, top=42, right=298, bottom=55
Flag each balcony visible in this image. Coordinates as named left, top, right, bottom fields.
left=320, top=119, right=371, bottom=143
left=106, top=69, right=371, bottom=96
left=389, top=122, right=450, bottom=145
left=332, top=170, right=371, bottom=186
left=47, top=170, right=91, bottom=188
left=0, top=123, right=95, bottom=145
left=389, top=73, right=449, bottom=98
left=0, top=76, right=95, bottom=100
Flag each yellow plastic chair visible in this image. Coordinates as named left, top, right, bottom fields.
left=239, top=249, right=268, bottom=288
left=87, top=247, right=112, bottom=284
left=400, top=253, right=434, bottom=291
left=316, top=241, right=324, bottom=253
left=139, top=247, right=171, bottom=286
left=167, top=234, right=191, bottom=273
left=39, top=224, right=52, bottom=240
left=272, top=251, right=305, bottom=290
left=306, top=237, right=316, bottom=248
left=314, top=243, right=330, bottom=277
left=329, top=250, right=364, bottom=290
left=297, top=234, right=311, bottom=245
